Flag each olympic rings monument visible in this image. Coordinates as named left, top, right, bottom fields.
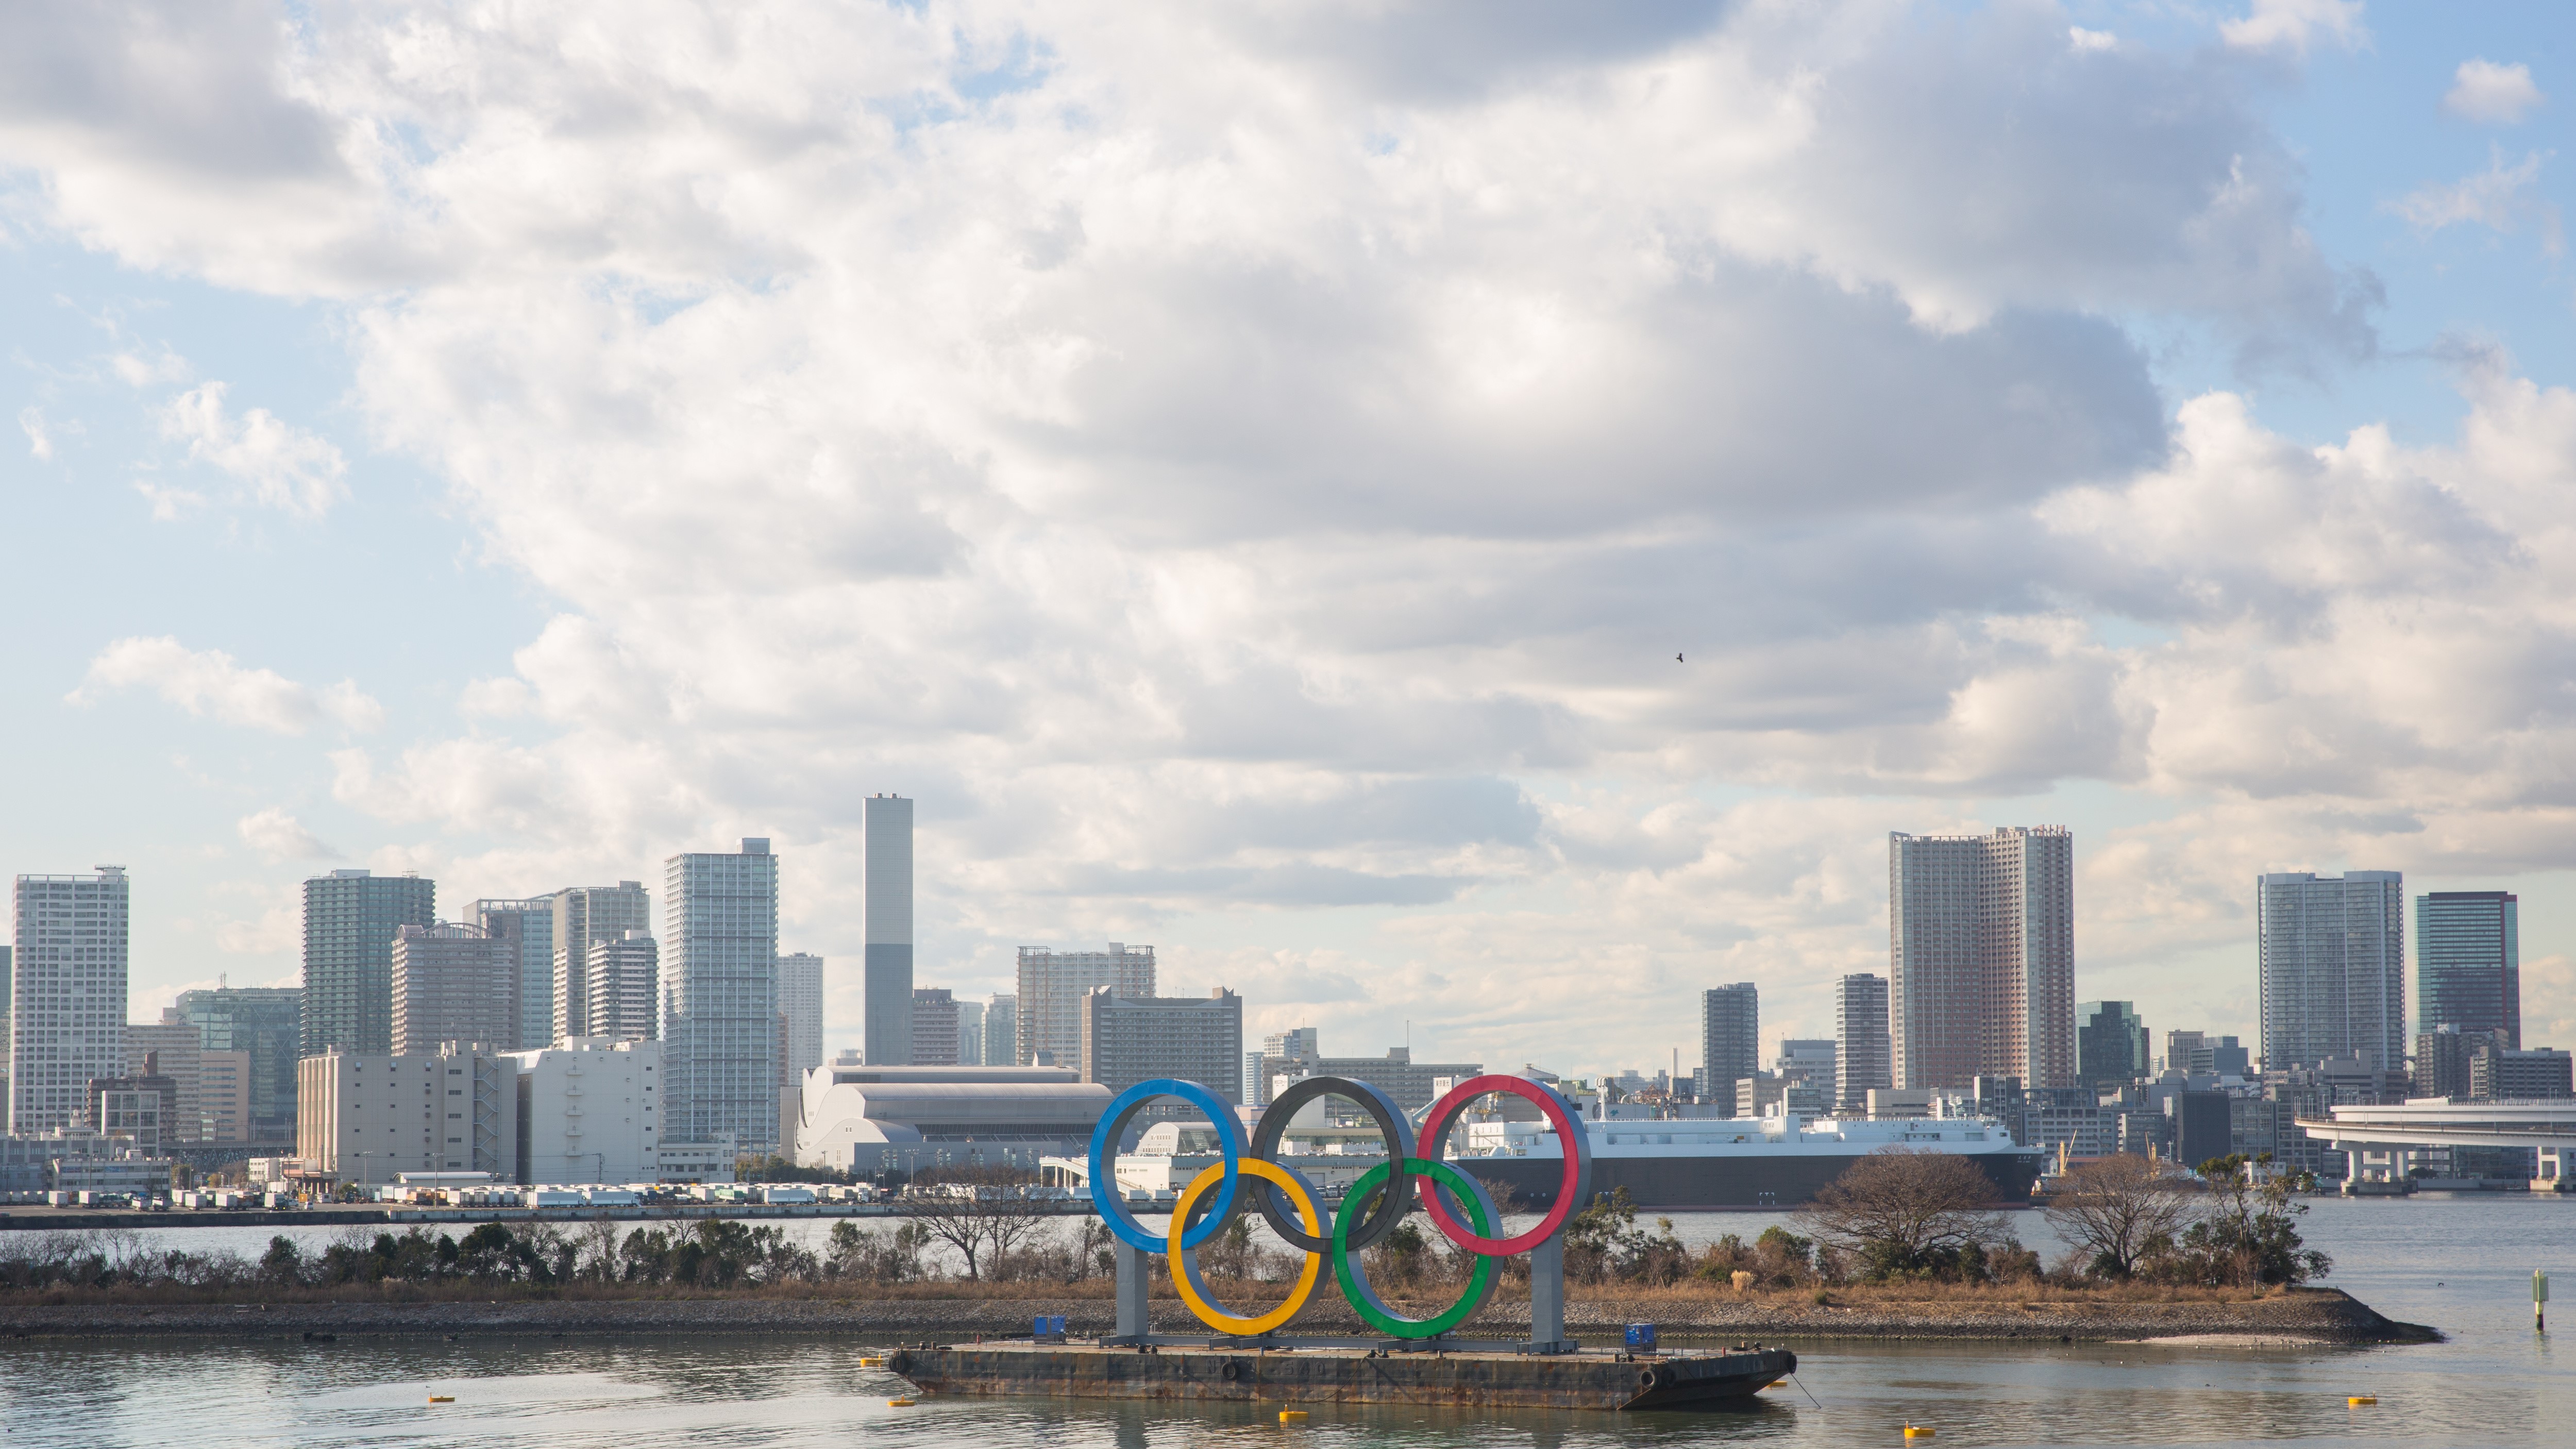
left=885, top=1073, right=1798, bottom=1412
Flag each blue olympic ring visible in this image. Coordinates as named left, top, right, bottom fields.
left=1088, top=1077, right=1247, bottom=1252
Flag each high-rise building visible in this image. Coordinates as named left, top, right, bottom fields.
left=302, top=869, right=436, bottom=1058
left=2076, top=1001, right=2149, bottom=1088
left=911, top=987, right=960, bottom=1067
left=777, top=951, right=824, bottom=1075
left=1699, top=984, right=1757, bottom=1104
left=1018, top=945, right=1156, bottom=1068
left=1247, top=1025, right=1323, bottom=1107
left=127, top=1008, right=205, bottom=1143
left=983, top=993, right=1016, bottom=1068
left=1270, top=1045, right=1484, bottom=1115
left=956, top=997, right=985, bottom=1066
left=2416, top=890, right=2519, bottom=1050
left=552, top=883, right=650, bottom=1044
left=176, top=983, right=301, bottom=1141
left=199, top=1049, right=251, bottom=1143
left=469, top=897, right=557, bottom=1050
left=2162, top=1029, right=2205, bottom=1075
left=585, top=930, right=661, bottom=1042
left=864, top=796, right=915, bottom=1066
left=664, top=838, right=780, bottom=1151
left=1833, top=973, right=1892, bottom=1111
left=1889, top=827, right=2076, bottom=1090
left=1078, top=986, right=1242, bottom=1100
left=2258, top=871, right=2404, bottom=1073
left=391, top=922, right=516, bottom=1056
left=2414, top=1025, right=2477, bottom=1101
left=10, top=867, right=130, bottom=1135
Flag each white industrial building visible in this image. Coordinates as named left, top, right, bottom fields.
left=295, top=1037, right=662, bottom=1187
left=509, top=1037, right=663, bottom=1185
left=793, top=1058, right=1110, bottom=1175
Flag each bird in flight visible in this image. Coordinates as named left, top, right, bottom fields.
left=1676, top=652, right=1685, bottom=663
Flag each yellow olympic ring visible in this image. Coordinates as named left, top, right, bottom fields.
left=1168, top=1158, right=1326, bottom=1336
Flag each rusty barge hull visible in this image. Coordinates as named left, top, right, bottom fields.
left=886, top=1342, right=1796, bottom=1411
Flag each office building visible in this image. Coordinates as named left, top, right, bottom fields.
left=2076, top=1001, right=2149, bottom=1088
left=2259, top=871, right=2404, bottom=1073
left=2201, top=1036, right=2250, bottom=1077
left=2471, top=1043, right=2574, bottom=1102
left=551, top=882, right=650, bottom=1043
left=391, top=922, right=516, bottom=1056
left=585, top=930, right=660, bottom=1042
left=10, top=867, right=131, bottom=1135
left=793, top=1059, right=1112, bottom=1175
left=1269, top=1045, right=1485, bottom=1114
left=1247, top=1026, right=1322, bottom=1107
left=2417, top=890, right=2519, bottom=1050
left=127, top=1008, right=204, bottom=1143
left=1018, top=945, right=1156, bottom=1068
left=777, top=951, right=824, bottom=1075
left=89, top=1062, right=175, bottom=1151
left=1833, top=973, right=1892, bottom=1111
left=507, top=1037, right=663, bottom=1184
left=1699, top=984, right=1758, bottom=1104
left=1078, top=987, right=1242, bottom=1101
left=302, top=869, right=436, bottom=1057
left=860, top=795, right=916, bottom=1066
left=1889, top=827, right=2077, bottom=1090
left=982, top=994, right=1016, bottom=1070
left=200, top=1049, right=251, bottom=1143
left=2414, top=1026, right=2478, bottom=1100
left=176, top=983, right=300, bottom=1141
left=1776, top=1039, right=1836, bottom=1083
left=2162, top=1029, right=2203, bottom=1075
left=2174, top=1090, right=2234, bottom=1171
left=664, top=838, right=780, bottom=1151
left=957, top=997, right=985, bottom=1065
left=469, top=897, right=558, bottom=1050
left=295, top=1044, right=519, bottom=1188
left=912, top=987, right=959, bottom=1067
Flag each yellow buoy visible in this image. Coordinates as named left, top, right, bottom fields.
left=1280, top=1409, right=1309, bottom=1423
left=858, top=1357, right=886, bottom=1367
left=427, top=1396, right=454, bottom=1405
left=2349, top=1396, right=2377, bottom=1406
left=887, top=1397, right=917, bottom=1407
left=1905, top=1426, right=1937, bottom=1439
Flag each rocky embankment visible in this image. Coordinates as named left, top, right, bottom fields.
left=0, top=1287, right=2433, bottom=1344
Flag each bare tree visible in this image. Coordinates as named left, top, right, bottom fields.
left=2044, top=1153, right=2193, bottom=1279
left=1796, top=1149, right=2009, bottom=1281
left=903, top=1166, right=1054, bottom=1281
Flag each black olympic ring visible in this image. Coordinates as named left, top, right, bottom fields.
left=1247, top=1075, right=1419, bottom=1254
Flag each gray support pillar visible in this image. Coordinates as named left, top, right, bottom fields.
left=1527, top=1233, right=1567, bottom=1351
left=1115, top=1239, right=1151, bottom=1341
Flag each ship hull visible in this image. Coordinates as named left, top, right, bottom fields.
left=1456, top=1148, right=2046, bottom=1209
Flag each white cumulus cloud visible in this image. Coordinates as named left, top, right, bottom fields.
left=2220, top=0, right=2368, bottom=55
left=70, top=636, right=385, bottom=735
left=235, top=806, right=342, bottom=862
left=2445, top=59, right=2544, bottom=125
left=160, top=381, right=348, bottom=516
left=18, top=406, right=50, bottom=459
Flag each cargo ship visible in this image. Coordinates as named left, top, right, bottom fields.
left=1447, top=1113, right=2045, bottom=1209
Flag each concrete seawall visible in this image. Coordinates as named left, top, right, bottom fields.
left=0, top=1287, right=2432, bottom=1344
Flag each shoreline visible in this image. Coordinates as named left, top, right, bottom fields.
left=0, top=1287, right=2436, bottom=1346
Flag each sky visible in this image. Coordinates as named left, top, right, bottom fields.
left=4, top=0, right=2574, bottom=1082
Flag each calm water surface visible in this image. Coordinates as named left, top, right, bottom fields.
left=4, top=1194, right=2569, bottom=1447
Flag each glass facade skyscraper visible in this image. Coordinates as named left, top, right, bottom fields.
left=664, top=838, right=779, bottom=1150
left=177, top=984, right=301, bottom=1140
left=2075, top=1000, right=2149, bottom=1087
left=2258, top=870, right=2405, bottom=1072
left=301, top=869, right=436, bottom=1057
left=2416, top=890, right=2518, bottom=1049
left=1699, top=982, right=1758, bottom=1105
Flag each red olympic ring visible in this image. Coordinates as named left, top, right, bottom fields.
left=1412, top=1073, right=1592, bottom=1256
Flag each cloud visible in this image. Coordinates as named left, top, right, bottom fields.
left=2390, top=147, right=2561, bottom=253
left=2219, top=0, right=2368, bottom=55
left=235, top=805, right=342, bottom=862
left=160, top=381, right=348, bottom=516
left=13, top=2, right=2576, bottom=1068
left=70, top=636, right=384, bottom=735
left=2445, top=59, right=2544, bottom=125
left=18, top=406, right=50, bottom=459
left=111, top=345, right=191, bottom=386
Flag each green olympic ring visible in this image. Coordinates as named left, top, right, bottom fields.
left=1330, top=1157, right=1503, bottom=1339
